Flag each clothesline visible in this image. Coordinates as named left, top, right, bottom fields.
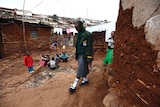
left=54, top=22, right=115, bottom=42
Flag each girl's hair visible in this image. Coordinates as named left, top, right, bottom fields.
left=25, top=51, right=30, bottom=56
left=111, top=31, right=115, bottom=33
left=52, top=57, right=55, bottom=60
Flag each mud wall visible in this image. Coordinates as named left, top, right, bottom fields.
left=92, top=31, right=106, bottom=57
left=1, top=22, right=24, bottom=55
left=0, top=21, right=52, bottom=56
left=24, top=26, right=52, bottom=51
left=108, top=0, right=160, bottom=107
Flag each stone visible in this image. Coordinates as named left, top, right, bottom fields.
left=145, top=15, right=160, bottom=70
left=156, top=51, right=160, bottom=70
left=121, top=0, right=135, bottom=10
left=121, top=0, right=160, bottom=28
left=145, top=15, right=160, bottom=50
left=108, top=75, right=114, bottom=87
left=103, top=90, right=121, bottom=107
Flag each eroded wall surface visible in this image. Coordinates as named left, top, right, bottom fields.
left=103, top=0, right=160, bottom=107
left=121, top=0, right=160, bottom=70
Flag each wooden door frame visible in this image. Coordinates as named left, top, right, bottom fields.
left=0, top=29, right=4, bottom=58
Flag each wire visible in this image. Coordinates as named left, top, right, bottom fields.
left=56, top=0, right=74, bottom=17
left=30, top=0, right=44, bottom=11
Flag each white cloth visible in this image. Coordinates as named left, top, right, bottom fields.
left=54, top=28, right=63, bottom=35
left=108, top=37, right=114, bottom=49
left=49, top=60, right=57, bottom=68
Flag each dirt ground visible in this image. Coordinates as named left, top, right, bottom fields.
left=0, top=47, right=108, bottom=107
left=1, top=4, right=160, bottom=107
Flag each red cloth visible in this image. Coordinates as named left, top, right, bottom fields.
left=24, top=55, right=33, bottom=67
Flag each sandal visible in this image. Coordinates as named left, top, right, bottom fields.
left=68, top=86, right=76, bottom=94
left=79, top=80, right=89, bottom=86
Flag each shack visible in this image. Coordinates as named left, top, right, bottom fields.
left=0, top=18, right=53, bottom=58
left=92, top=31, right=107, bottom=57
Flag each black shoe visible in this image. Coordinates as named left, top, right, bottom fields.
left=68, top=87, right=76, bottom=94
left=79, top=80, right=89, bottom=86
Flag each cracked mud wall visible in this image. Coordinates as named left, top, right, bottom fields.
left=102, top=0, right=160, bottom=107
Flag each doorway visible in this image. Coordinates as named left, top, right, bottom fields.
left=0, top=29, right=4, bottom=58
